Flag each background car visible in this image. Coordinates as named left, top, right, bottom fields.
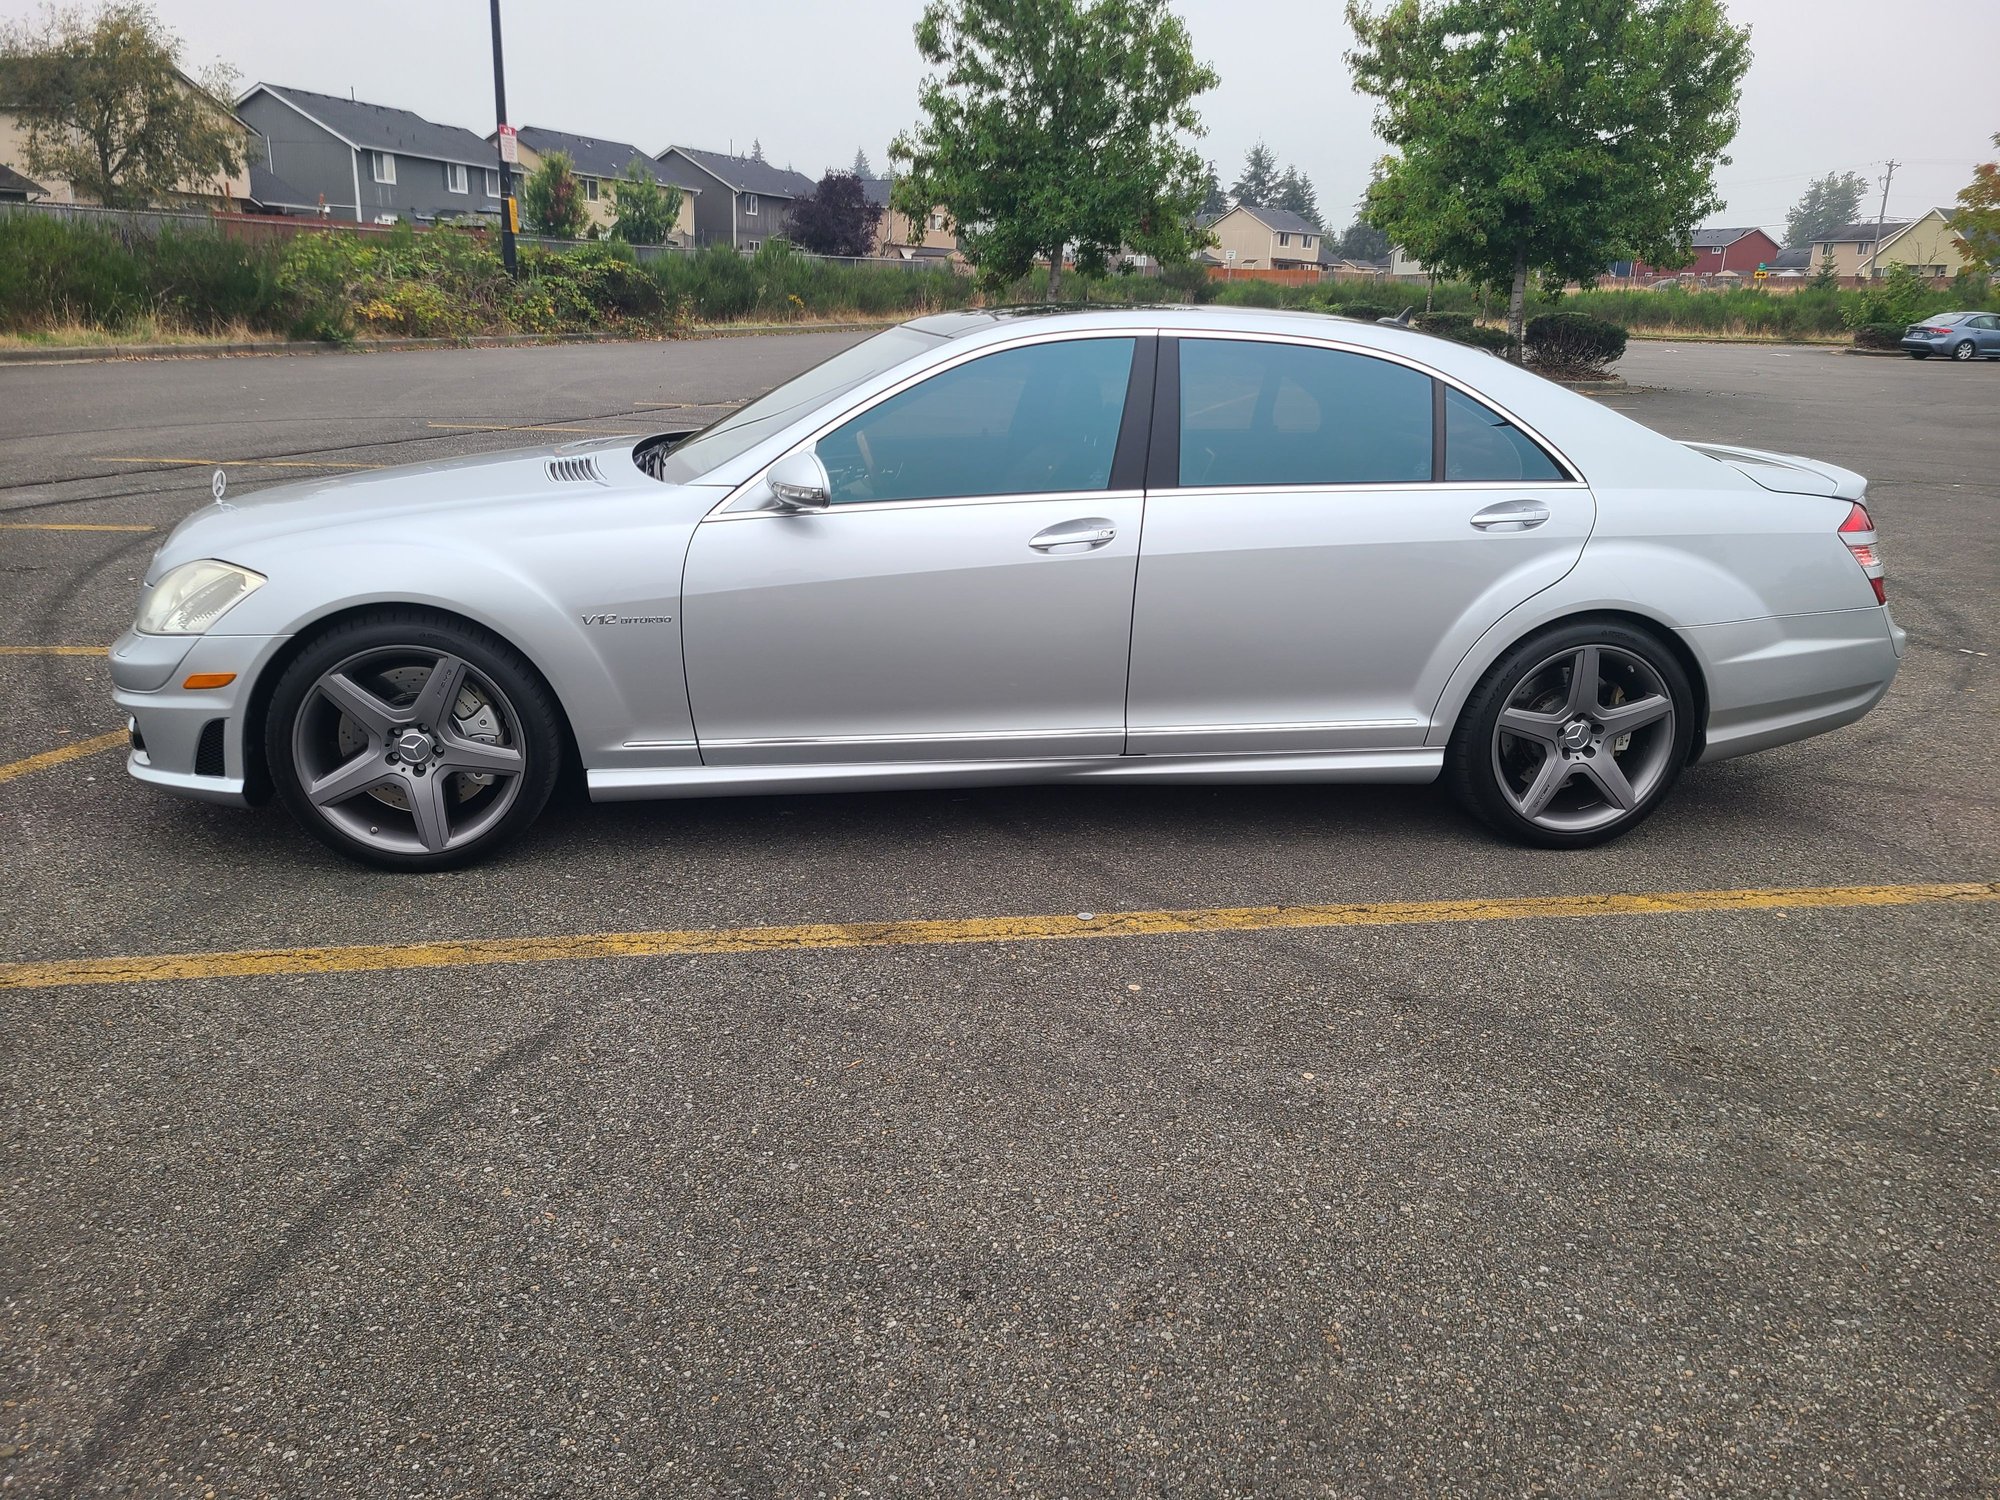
left=113, top=307, right=1903, bottom=870
left=1900, top=311, right=2000, bottom=360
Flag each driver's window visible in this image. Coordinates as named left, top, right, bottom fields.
left=816, top=337, right=1135, bottom=505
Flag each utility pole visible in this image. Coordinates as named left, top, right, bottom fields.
left=489, top=0, right=518, bottom=273
left=1864, top=160, right=1898, bottom=281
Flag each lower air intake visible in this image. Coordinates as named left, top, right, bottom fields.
left=194, top=719, right=227, bottom=777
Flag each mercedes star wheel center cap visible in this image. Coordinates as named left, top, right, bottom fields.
left=1560, top=719, right=1593, bottom=751
left=393, top=728, right=435, bottom=762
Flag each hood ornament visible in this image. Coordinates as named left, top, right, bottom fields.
left=210, top=467, right=229, bottom=506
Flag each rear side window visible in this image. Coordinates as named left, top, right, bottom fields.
left=1177, top=339, right=1432, bottom=487
left=1442, top=387, right=1566, bottom=482
left=817, top=337, right=1135, bottom=504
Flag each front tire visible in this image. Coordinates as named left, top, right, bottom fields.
left=1446, top=620, right=1696, bottom=849
left=265, top=609, right=562, bottom=871
left=1952, top=339, right=1976, bottom=362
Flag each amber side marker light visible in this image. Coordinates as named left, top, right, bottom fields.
left=181, top=672, right=237, bottom=690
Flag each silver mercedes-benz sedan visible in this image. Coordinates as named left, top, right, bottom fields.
left=113, top=307, right=1902, bottom=870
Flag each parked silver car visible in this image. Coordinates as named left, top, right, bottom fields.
left=114, top=307, right=1902, bottom=869
left=1901, top=311, right=2000, bottom=360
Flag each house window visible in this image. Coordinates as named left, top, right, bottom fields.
left=584, top=177, right=598, bottom=202
left=930, top=212, right=945, bottom=231
left=744, top=192, right=759, bottom=216
left=1303, top=235, right=1314, bottom=248
left=485, top=168, right=500, bottom=197
left=745, top=239, right=761, bottom=253
left=1278, top=232, right=1290, bottom=247
left=371, top=151, right=396, bottom=185
left=447, top=163, right=468, bottom=194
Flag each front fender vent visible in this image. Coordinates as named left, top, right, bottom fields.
left=546, top=456, right=605, bottom=485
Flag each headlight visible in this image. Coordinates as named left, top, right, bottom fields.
left=136, top=559, right=266, bottom=635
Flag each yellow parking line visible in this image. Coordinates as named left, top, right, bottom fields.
left=0, top=522, right=155, bottom=532
left=99, top=457, right=386, bottom=470
left=0, top=881, right=1991, bottom=993
left=0, top=730, right=126, bottom=788
left=0, top=646, right=103, bottom=656
left=425, top=421, right=633, bottom=434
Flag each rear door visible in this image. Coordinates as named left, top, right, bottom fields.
left=1125, top=335, right=1595, bottom=755
left=681, top=334, right=1154, bottom=766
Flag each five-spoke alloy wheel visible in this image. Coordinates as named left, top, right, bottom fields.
left=267, top=611, right=563, bottom=870
left=1449, top=621, right=1695, bottom=848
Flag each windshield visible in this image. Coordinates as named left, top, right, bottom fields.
left=650, top=325, right=947, bottom=483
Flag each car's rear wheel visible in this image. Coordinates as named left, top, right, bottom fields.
left=1447, top=621, right=1696, bottom=849
left=266, top=610, right=562, bottom=870
left=1952, top=339, right=1976, bottom=361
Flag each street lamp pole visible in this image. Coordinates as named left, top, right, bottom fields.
left=489, top=0, right=517, bottom=273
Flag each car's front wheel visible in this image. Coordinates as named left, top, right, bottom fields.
left=266, top=609, right=563, bottom=870
left=1447, top=621, right=1696, bottom=849
left=1952, top=339, right=1977, bottom=361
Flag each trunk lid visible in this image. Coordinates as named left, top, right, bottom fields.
left=1679, top=441, right=1867, bottom=500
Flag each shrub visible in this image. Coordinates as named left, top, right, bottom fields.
left=1524, top=311, right=1628, bottom=373
left=1852, top=323, right=1906, bottom=351
left=1412, top=310, right=1472, bottom=339
left=0, top=212, right=149, bottom=330
left=1461, top=324, right=1514, bottom=354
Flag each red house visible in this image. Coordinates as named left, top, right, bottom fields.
left=1630, top=226, right=1783, bottom=280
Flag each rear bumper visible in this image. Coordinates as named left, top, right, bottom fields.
left=113, top=628, right=291, bottom=805
left=1681, top=606, right=1902, bottom=764
left=1899, top=337, right=1944, bottom=353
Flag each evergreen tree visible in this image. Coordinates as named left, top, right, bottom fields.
left=1232, top=141, right=1281, bottom=206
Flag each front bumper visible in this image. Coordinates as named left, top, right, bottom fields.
left=1683, top=606, right=1903, bottom=765
left=113, top=628, right=292, bottom=806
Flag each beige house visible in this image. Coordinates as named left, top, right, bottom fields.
left=0, top=69, right=258, bottom=208
left=1810, top=211, right=1968, bottom=279
left=505, top=127, right=698, bottom=242
left=860, top=176, right=960, bottom=261
left=1207, top=202, right=1323, bottom=270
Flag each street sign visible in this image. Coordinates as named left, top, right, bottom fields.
left=497, top=124, right=518, bottom=164
left=1753, top=269, right=1769, bottom=280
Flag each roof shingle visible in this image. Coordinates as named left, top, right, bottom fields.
left=247, top=84, right=495, bottom=167
left=516, top=127, right=678, bottom=186
left=659, top=146, right=816, bottom=199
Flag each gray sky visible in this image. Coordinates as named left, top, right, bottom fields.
left=8, top=0, right=1997, bottom=237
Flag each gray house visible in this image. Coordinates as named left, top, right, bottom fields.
left=654, top=146, right=816, bottom=250
left=236, top=84, right=502, bottom=225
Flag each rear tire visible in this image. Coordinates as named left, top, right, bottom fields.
left=265, top=609, right=563, bottom=871
left=1446, top=620, right=1696, bottom=849
left=1952, top=339, right=1976, bottom=361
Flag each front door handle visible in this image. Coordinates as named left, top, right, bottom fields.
left=1029, top=517, right=1117, bottom=552
left=1470, top=499, right=1551, bottom=532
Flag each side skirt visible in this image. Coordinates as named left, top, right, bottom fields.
left=587, top=748, right=1443, bottom=802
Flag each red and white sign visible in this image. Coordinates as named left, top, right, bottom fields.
left=497, top=124, right=518, bottom=165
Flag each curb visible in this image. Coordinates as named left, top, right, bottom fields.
left=0, top=321, right=900, bottom=366
left=1842, top=347, right=1908, bottom=358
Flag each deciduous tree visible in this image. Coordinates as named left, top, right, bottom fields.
left=1336, top=219, right=1389, bottom=262
left=521, top=149, right=587, bottom=239
left=0, top=1, right=244, bottom=208
left=1953, top=135, right=2000, bottom=277
left=891, top=0, right=1218, bottom=295
left=609, top=156, right=681, bottom=246
left=790, top=170, right=884, bottom=258
left=1347, top=0, right=1750, bottom=359
left=1785, top=170, right=1869, bottom=249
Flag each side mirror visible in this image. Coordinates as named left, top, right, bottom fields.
left=766, top=449, right=831, bottom=511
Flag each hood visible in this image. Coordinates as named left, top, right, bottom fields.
left=1678, top=441, right=1867, bottom=500
left=150, top=437, right=654, bottom=579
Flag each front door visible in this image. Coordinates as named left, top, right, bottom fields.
left=1125, top=336, right=1596, bottom=755
left=682, top=335, right=1151, bottom=766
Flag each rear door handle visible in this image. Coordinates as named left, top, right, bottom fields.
left=1029, top=517, right=1117, bottom=552
left=1470, top=499, right=1551, bottom=532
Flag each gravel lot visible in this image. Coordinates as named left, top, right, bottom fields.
left=1, top=334, right=1995, bottom=1497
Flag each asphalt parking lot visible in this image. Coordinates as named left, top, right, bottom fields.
left=2, top=332, right=1995, bottom=1497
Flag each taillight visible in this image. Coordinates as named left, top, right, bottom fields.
left=1925, top=325, right=1954, bottom=336
left=1839, top=501, right=1886, bottom=605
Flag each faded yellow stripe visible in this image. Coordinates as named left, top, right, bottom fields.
left=0, top=522, right=154, bottom=532
left=99, top=457, right=385, bottom=470
left=425, top=421, right=633, bottom=434
left=0, top=730, right=125, bottom=787
left=0, top=645, right=103, bottom=656
left=1, top=881, right=1992, bottom=993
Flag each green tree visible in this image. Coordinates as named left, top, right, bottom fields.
left=609, top=156, right=681, bottom=246
left=0, top=1, right=244, bottom=208
left=1953, top=134, right=2000, bottom=277
left=1784, top=170, right=1869, bottom=250
left=853, top=146, right=874, bottom=178
left=521, top=149, right=587, bottom=238
left=1347, top=0, right=1750, bottom=359
left=1197, top=158, right=1226, bottom=218
left=1231, top=141, right=1280, bottom=206
left=1275, top=164, right=1321, bottom=228
left=1336, top=219, right=1389, bottom=262
left=891, top=0, right=1218, bottom=296
left=1811, top=248, right=1839, bottom=289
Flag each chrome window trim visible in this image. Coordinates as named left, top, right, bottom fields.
left=705, top=487, right=1143, bottom=522
left=1143, top=480, right=1586, bottom=500
left=709, top=327, right=1157, bottom=519
left=1168, top=327, right=1585, bottom=486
